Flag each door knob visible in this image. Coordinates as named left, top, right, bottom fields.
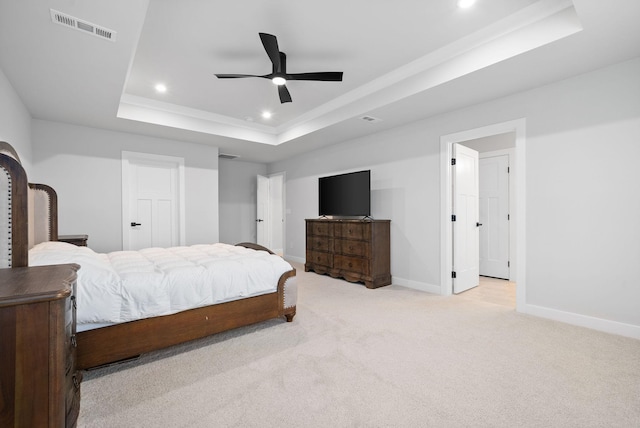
left=476, top=222, right=483, bottom=227
left=131, top=222, right=142, bottom=227
left=256, top=219, right=264, bottom=222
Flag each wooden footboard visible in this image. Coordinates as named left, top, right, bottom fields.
left=76, top=247, right=296, bottom=370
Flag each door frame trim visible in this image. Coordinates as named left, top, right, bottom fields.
left=440, top=118, right=526, bottom=312
left=121, top=151, right=186, bottom=250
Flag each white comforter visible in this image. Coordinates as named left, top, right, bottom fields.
left=29, top=241, right=292, bottom=326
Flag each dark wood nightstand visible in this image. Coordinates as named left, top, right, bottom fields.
left=58, top=234, right=88, bottom=247
left=0, top=264, right=82, bottom=427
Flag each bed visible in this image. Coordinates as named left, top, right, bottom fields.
left=0, top=141, right=297, bottom=370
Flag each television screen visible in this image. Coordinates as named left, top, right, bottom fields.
left=319, top=170, right=371, bottom=217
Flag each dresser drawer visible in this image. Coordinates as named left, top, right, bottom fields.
left=335, top=239, right=369, bottom=257
left=305, top=219, right=390, bottom=288
left=335, top=222, right=369, bottom=240
left=308, top=237, right=333, bottom=252
left=335, top=255, right=369, bottom=275
left=307, top=221, right=333, bottom=237
left=309, top=251, right=332, bottom=267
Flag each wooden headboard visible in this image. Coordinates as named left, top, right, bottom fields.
left=0, top=141, right=58, bottom=268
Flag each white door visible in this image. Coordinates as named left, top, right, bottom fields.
left=453, top=144, right=480, bottom=294
left=256, top=175, right=269, bottom=247
left=122, top=152, right=184, bottom=250
left=479, top=155, right=510, bottom=279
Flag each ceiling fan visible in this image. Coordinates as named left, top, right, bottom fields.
left=215, top=33, right=343, bottom=104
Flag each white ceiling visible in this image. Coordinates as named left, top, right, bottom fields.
left=0, top=0, right=639, bottom=163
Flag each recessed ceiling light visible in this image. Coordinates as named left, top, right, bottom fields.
left=458, top=0, right=476, bottom=9
left=155, top=83, right=167, bottom=93
left=262, top=111, right=272, bottom=119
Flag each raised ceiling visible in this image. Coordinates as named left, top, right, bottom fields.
left=0, top=0, right=639, bottom=162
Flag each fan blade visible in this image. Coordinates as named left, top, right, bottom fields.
left=278, top=85, right=292, bottom=103
left=215, top=74, right=266, bottom=79
left=259, top=33, right=281, bottom=72
left=286, top=72, right=343, bottom=82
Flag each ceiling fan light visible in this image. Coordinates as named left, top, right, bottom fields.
left=272, top=76, right=287, bottom=86
left=457, top=0, right=476, bottom=8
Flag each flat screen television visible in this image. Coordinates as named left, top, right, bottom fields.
left=318, top=170, right=371, bottom=217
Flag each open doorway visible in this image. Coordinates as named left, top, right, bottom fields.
left=440, top=119, right=527, bottom=312
left=457, top=135, right=516, bottom=308
left=461, top=135, right=515, bottom=281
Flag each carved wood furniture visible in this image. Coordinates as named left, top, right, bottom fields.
left=1, top=141, right=297, bottom=375
left=305, top=219, right=391, bottom=288
left=0, top=264, right=81, bottom=428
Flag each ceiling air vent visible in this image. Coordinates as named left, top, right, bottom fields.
left=219, top=153, right=239, bottom=160
left=50, top=9, right=117, bottom=42
left=360, top=115, right=382, bottom=124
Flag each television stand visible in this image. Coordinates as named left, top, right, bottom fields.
left=305, top=219, right=391, bottom=288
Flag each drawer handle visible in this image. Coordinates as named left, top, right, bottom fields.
left=71, top=334, right=77, bottom=348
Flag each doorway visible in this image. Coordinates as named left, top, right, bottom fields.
left=440, top=119, right=527, bottom=312
left=465, top=145, right=515, bottom=281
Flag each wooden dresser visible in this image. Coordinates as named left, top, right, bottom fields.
left=305, top=219, right=391, bottom=288
left=0, top=264, right=82, bottom=428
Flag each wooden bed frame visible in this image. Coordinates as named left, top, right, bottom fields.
left=0, top=142, right=297, bottom=370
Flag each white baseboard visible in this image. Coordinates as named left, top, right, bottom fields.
left=283, top=259, right=439, bottom=294
left=392, top=276, right=441, bottom=294
left=523, top=304, right=640, bottom=340
left=285, top=255, right=305, bottom=264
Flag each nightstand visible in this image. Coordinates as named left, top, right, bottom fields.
left=0, top=264, right=82, bottom=427
left=58, top=234, right=89, bottom=247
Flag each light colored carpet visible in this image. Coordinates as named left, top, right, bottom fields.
left=78, top=263, right=640, bottom=427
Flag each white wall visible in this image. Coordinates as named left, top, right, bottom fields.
left=218, top=158, right=266, bottom=244
left=270, top=57, right=640, bottom=335
left=271, top=121, right=442, bottom=290
left=0, top=66, right=32, bottom=172
left=31, top=120, right=219, bottom=253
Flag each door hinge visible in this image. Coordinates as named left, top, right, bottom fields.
left=508, top=167, right=510, bottom=173
left=451, top=214, right=456, bottom=222
left=451, top=158, right=456, bottom=166
left=508, top=214, right=510, bottom=220
left=508, top=261, right=511, bottom=268
left=452, top=271, right=457, bottom=279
